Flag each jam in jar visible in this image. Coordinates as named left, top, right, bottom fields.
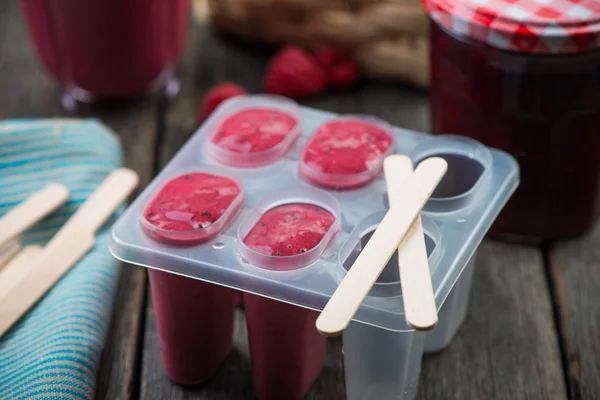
left=424, top=0, right=600, bottom=242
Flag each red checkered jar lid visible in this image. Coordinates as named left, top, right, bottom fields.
left=423, top=0, right=600, bottom=54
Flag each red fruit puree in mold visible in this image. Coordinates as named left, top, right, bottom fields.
left=20, top=0, right=189, bottom=99
left=149, top=269, right=237, bottom=385
left=212, top=108, right=297, bottom=153
left=301, top=119, right=393, bottom=188
left=243, top=203, right=332, bottom=399
left=244, top=294, right=326, bottom=400
left=144, top=173, right=240, bottom=384
left=143, top=172, right=241, bottom=243
left=243, top=204, right=335, bottom=257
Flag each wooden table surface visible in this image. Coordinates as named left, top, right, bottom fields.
left=1, top=3, right=598, bottom=399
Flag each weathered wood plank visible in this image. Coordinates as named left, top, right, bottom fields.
left=76, top=90, right=160, bottom=400
left=82, top=76, right=160, bottom=400
left=95, top=266, right=148, bottom=400
left=549, top=222, right=600, bottom=400
left=302, top=81, right=430, bottom=132
left=0, top=1, right=63, bottom=118
left=417, top=242, right=567, bottom=400
left=0, top=4, right=157, bottom=400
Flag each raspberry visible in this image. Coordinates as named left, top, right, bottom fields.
left=329, top=60, right=360, bottom=88
left=314, top=47, right=346, bottom=73
left=263, top=46, right=327, bottom=99
left=199, top=83, right=247, bottom=123
left=312, top=47, right=360, bottom=88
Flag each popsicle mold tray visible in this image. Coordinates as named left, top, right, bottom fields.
left=109, top=95, right=519, bottom=332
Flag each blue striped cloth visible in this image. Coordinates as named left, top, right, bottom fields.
left=0, top=119, right=124, bottom=399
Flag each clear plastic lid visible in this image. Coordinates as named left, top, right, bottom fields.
left=110, top=104, right=520, bottom=332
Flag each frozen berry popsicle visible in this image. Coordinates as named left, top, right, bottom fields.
left=242, top=203, right=335, bottom=400
left=142, top=172, right=243, bottom=244
left=243, top=294, right=326, bottom=400
left=148, top=269, right=238, bottom=385
left=142, top=172, right=243, bottom=385
left=207, top=107, right=300, bottom=167
left=300, top=117, right=394, bottom=189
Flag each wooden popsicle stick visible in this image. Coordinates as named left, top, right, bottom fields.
left=0, top=239, right=21, bottom=271
left=3, top=168, right=137, bottom=292
left=0, top=231, right=95, bottom=337
left=0, top=184, right=69, bottom=248
left=316, top=156, right=447, bottom=336
left=384, top=155, right=438, bottom=330
left=0, top=168, right=139, bottom=338
left=0, top=245, right=43, bottom=302
left=58, top=168, right=139, bottom=235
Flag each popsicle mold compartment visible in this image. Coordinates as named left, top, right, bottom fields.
left=410, top=135, right=493, bottom=214
left=299, top=115, right=396, bottom=189
left=110, top=98, right=520, bottom=333
left=205, top=95, right=302, bottom=168
left=148, top=269, right=237, bottom=385
left=343, top=256, right=477, bottom=400
left=243, top=293, right=326, bottom=400
left=140, top=168, right=244, bottom=244
left=237, top=187, right=342, bottom=271
left=338, top=211, right=474, bottom=349
left=340, top=213, right=476, bottom=400
left=336, top=212, right=442, bottom=299
left=424, top=254, right=476, bottom=353
left=343, top=323, right=425, bottom=400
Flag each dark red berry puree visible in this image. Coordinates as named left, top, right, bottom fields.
left=144, top=172, right=241, bottom=234
left=212, top=108, right=297, bottom=153
left=300, top=119, right=393, bottom=188
left=243, top=204, right=335, bottom=258
left=303, top=120, right=392, bottom=174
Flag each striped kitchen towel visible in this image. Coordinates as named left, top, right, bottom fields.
left=0, top=119, right=124, bottom=399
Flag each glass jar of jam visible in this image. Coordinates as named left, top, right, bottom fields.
left=423, top=0, right=600, bottom=242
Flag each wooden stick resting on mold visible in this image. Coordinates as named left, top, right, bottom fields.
left=316, top=156, right=447, bottom=336
left=0, top=184, right=69, bottom=248
left=384, top=155, right=438, bottom=331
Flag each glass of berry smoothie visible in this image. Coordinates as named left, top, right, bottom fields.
left=142, top=171, right=243, bottom=385
left=237, top=188, right=341, bottom=400
left=19, top=0, right=189, bottom=108
left=299, top=116, right=395, bottom=189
